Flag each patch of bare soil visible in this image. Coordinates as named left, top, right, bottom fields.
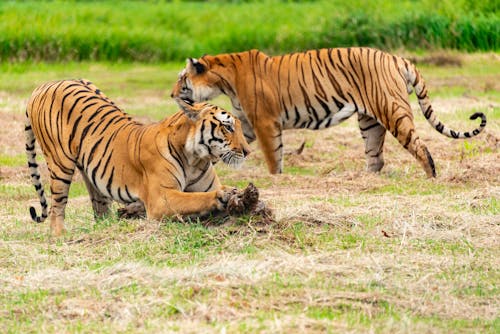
left=407, top=53, right=464, bottom=67
left=0, top=111, right=26, bottom=156
left=0, top=166, right=29, bottom=184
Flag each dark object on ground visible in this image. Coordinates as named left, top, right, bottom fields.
left=284, top=140, right=306, bottom=156
left=117, top=201, right=146, bottom=219
left=226, top=182, right=274, bottom=225
left=226, top=183, right=260, bottom=216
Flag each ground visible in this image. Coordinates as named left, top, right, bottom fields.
left=0, top=53, right=498, bottom=333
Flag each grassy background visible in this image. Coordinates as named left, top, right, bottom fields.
left=0, top=0, right=498, bottom=62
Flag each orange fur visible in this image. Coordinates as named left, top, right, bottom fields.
left=26, top=79, right=250, bottom=235
left=172, top=48, right=486, bottom=177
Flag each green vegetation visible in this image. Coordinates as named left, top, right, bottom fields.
left=0, top=0, right=498, bottom=63
left=0, top=154, right=27, bottom=167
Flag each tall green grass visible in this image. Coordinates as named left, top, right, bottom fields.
left=0, top=0, right=498, bottom=63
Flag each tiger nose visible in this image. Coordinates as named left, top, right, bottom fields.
left=242, top=147, right=251, bottom=157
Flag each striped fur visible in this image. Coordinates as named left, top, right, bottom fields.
left=25, top=79, right=250, bottom=235
left=172, top=47, right=487, bottom=177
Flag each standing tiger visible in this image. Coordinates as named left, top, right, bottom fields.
left=25, top=79, right=250, bottom=236
left=171, top=47, right=487, bottom=177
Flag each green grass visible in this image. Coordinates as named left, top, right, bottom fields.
left=0, top=154, right=27, bottom=167
left=469, top=196, right=499, bottom=215
left=0, top=61, right=183, bottom=119
left=0, top=0, right=497, bottom=63
left=0, top=184, right=36, bottom=200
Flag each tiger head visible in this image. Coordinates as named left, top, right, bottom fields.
left=178, top=98, right=251, bottom=168
left=171, top=57, right=226, bottom=103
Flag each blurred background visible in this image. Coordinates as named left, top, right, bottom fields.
left=1, top=0, right=498, bottom=63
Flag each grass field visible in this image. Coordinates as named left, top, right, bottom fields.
left=0, top=52, right=499, bottom=332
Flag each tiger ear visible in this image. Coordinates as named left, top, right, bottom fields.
left=175, top=97, right=200, bottom=121
left=186, top=58, right=206, bottom=75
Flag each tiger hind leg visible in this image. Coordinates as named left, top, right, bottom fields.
left=47, top=165, right=76, bottom=236
left=80, top=171, right=112, bottom=220
left=358, top=114, right=386, bottom=173
left=389, top=112, right=436, bottom=178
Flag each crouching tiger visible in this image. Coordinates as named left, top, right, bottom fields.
left=172, top=47, right=487, bottom=177
left=25, top=79, right=251, bottom=236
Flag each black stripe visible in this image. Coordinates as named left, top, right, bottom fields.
left=68, top=115, right=83, bottom=149
left=106, top=167, right=115, bottom=196
left=331, top=95, right=344, bottom=110
left=299, top=83, right=319, bottom=125
left=208, top=121, right=223, bottom=143
left=293, top=107, right=301, bottom=127
left=359, top=122, right=380, bottom=132
left=317, top=96, right=331, bottom=119
left=77, top=122, right=95, bottom=158
left=168, top=140, right=187, bottom=179
left=424, top=105, right=432, bottom=119
left=203, top=176, right=215, bottom=192
left=52, top=175, right=72, bottom=185
left=435, top=122, right=444, bottom=133
left=66, top=95, right=87, bottom=123
left=87, top=105, right=110, bottom=123
left=117, top=187, right=127, bottom=203
left=99, top=150, right=114, bottom=180
left=87, top=137, right=103, bottom=164
left=125, top=185, right=134, bottom=202
left=53, top=195, right=68, bottom=203
left=403, top=129, right=414, bottom=149
left=186, top=163, right=210, bottom=187
left=91, top=159, right=103, bottom=188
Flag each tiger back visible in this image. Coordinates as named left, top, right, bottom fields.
left=26, top=79, right=250, bottom=235
left=172, top=47, right=487, bottom=177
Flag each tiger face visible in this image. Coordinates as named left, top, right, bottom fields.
left=185, top=102, right=251, bottom=168
left=171, top=58, right=224, bottom=103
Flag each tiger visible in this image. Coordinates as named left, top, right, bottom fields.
left=25, top=79, right=251, bottom=236
left=171, top=47, right=487, bottom=177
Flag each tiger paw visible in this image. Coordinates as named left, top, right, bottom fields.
left=117, top=201, right=146, bottom=219
left=226, top=183, right=260, bottom=216
left=216, top=186, right=238, bottom=211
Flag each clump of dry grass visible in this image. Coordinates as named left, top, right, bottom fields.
left=407, top=52, right=463, bottom=67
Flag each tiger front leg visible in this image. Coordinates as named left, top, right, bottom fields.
left=144, top=188, right=234, bottom=221
left=254, top=121, right=283, bottom=174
